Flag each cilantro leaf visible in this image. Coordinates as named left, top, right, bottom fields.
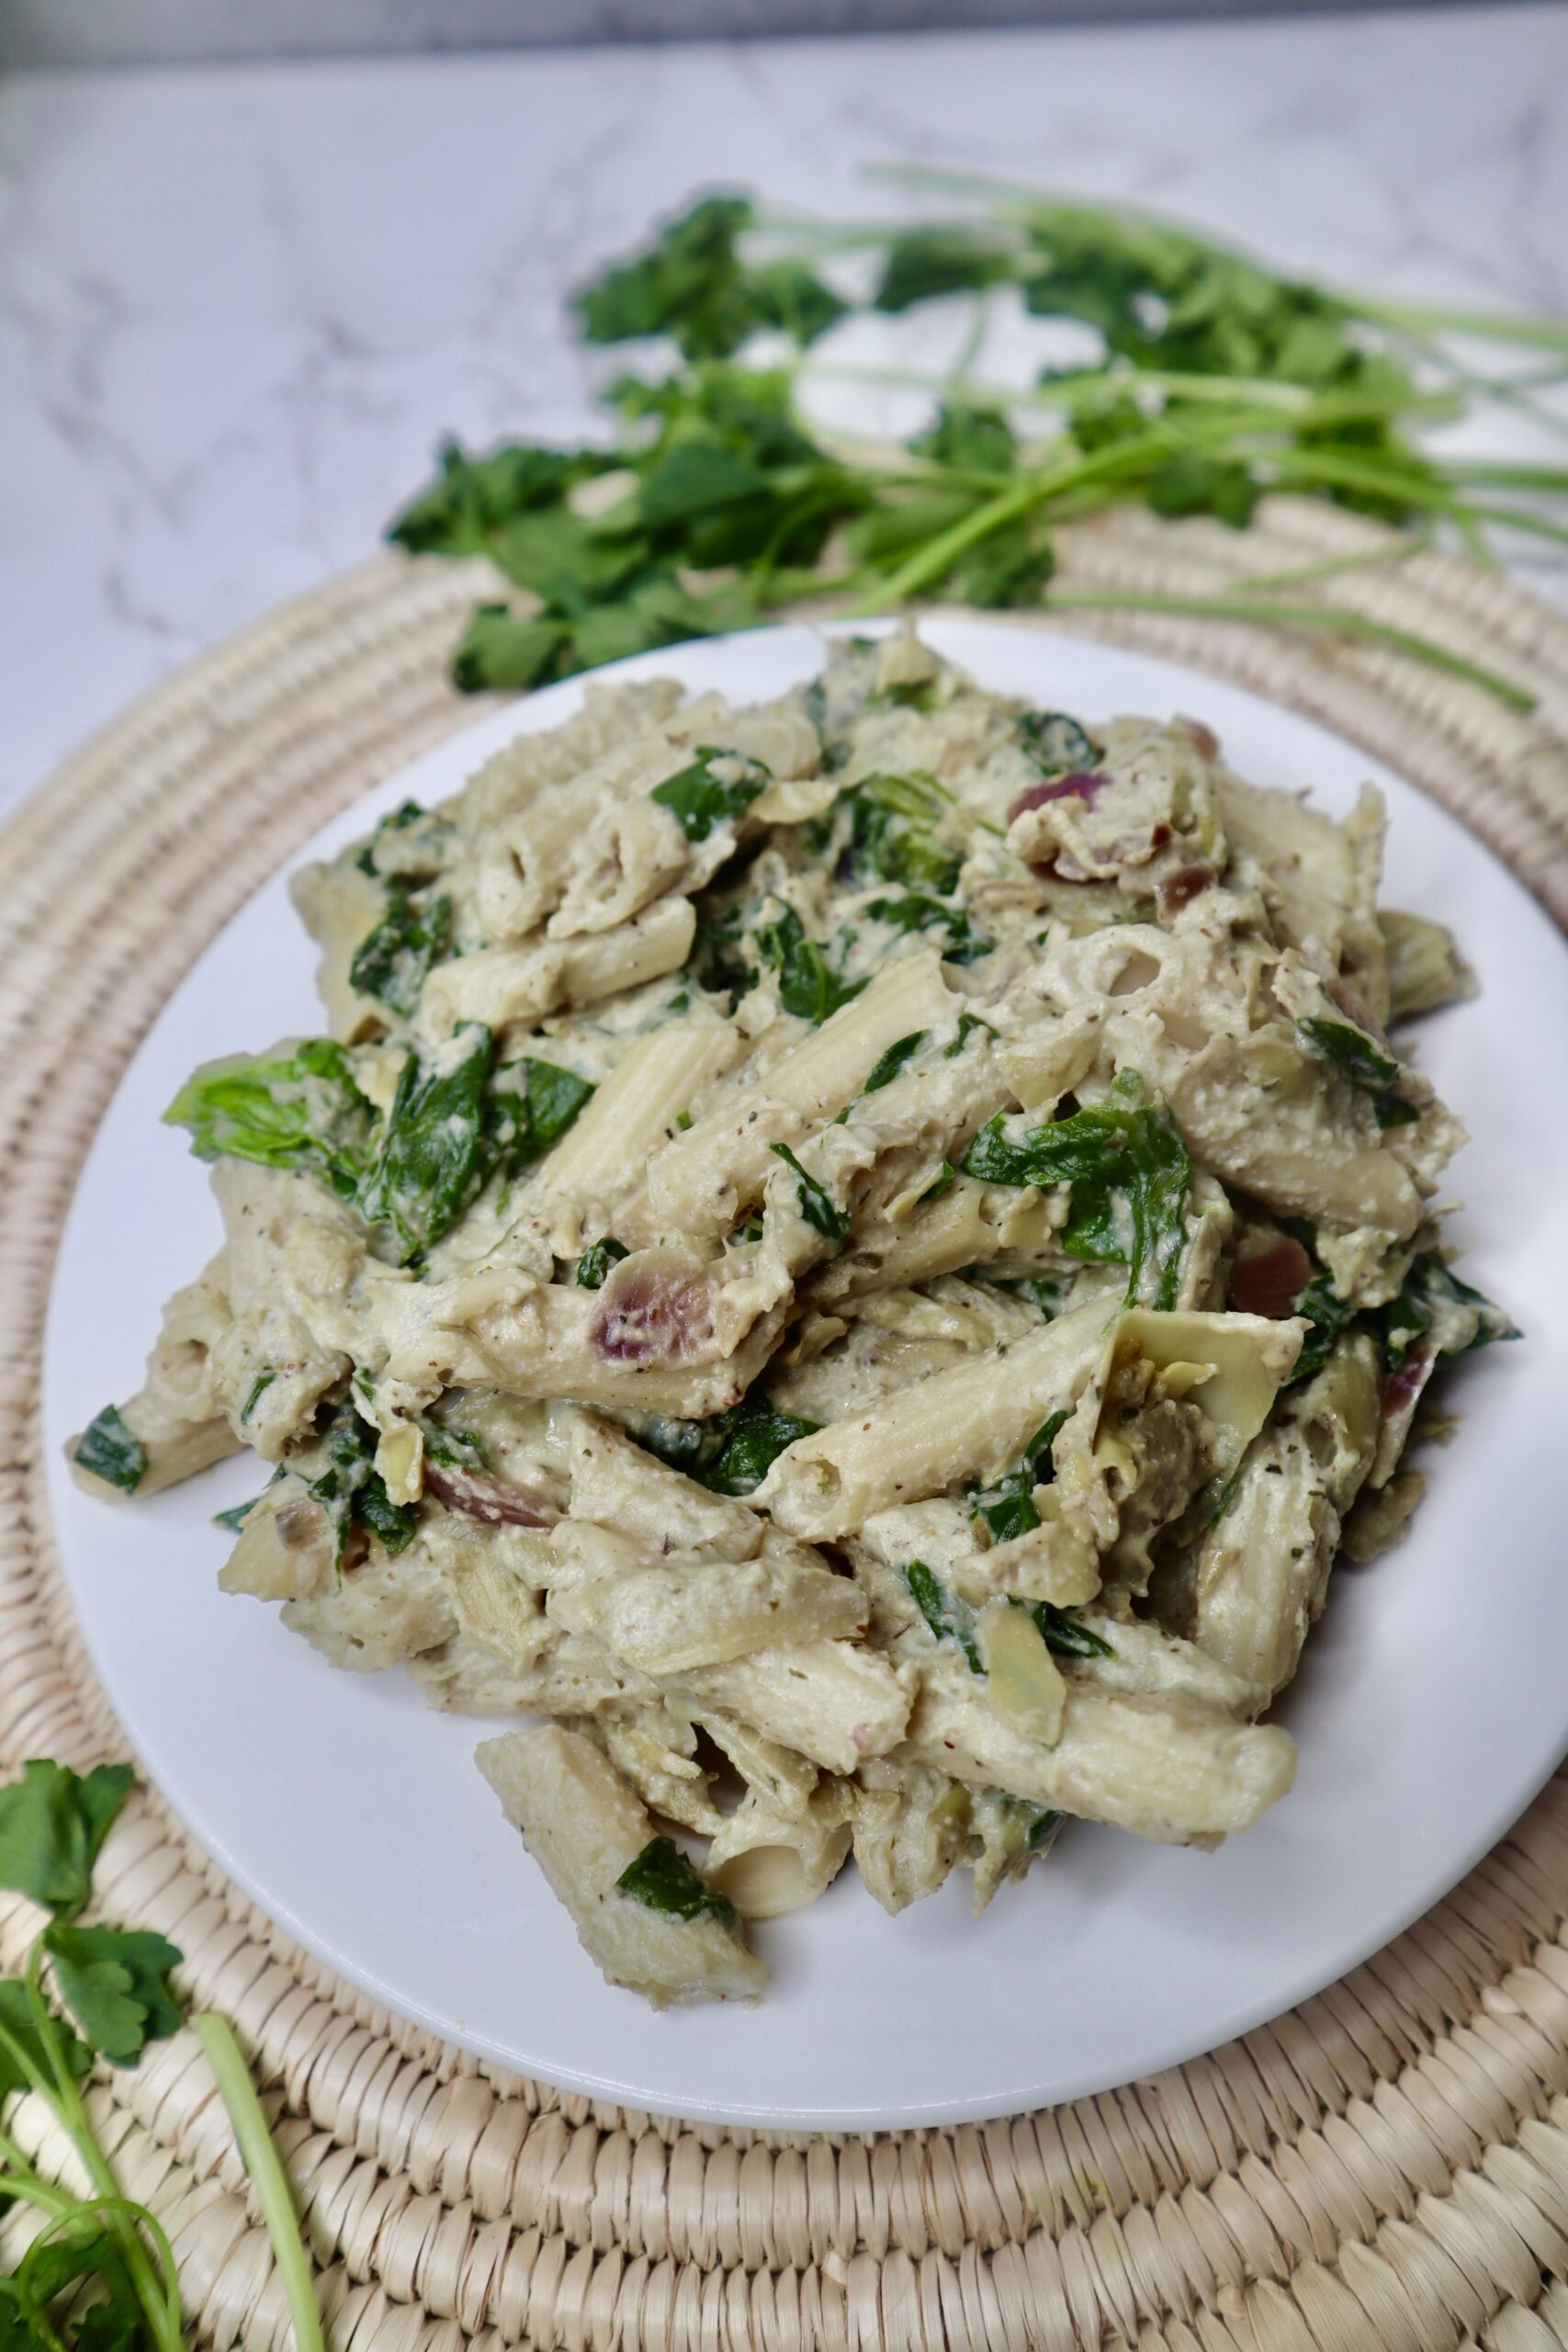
left=358, top=1024, right=493, bottom=1263
left=770, top=1141, right=851, bottom=1241
left=615, top=1836, right=738, bottom=1925
left=651, top=745, right=771, bottom=842
left=910, top=401, right=1018, bottom=474
left=164, top=1037, right=377, bottom=1201
left=1146, top=450, right=1261, bottom=528
left=874, top=228, right=1016, bottom=313
left=573, top=195, right=843, bottom=361
left=348, top=889, right=453, bottom=1019
left=962, top=1071, right=1190, bottom=1309
left=0, top=1976, right=91, bottom=2102
left=453, top=605, right=571, bottom=693
left=0, top=1762, right=134, bottom=1921
left=389, top=435, right=602, bottom=560
left=43, top=1924, right=183, bottom=2068
left=73, top=1407, right=146, bottom=1496
left=1297, top=1014, right=1418, bottom=1128
left=576, top=1237, right=629, bottom=1289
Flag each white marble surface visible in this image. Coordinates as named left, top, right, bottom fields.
left=1, top=2, right=1565, bottom=818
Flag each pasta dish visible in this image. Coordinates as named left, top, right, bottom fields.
left=70, top=626, right=1514, bottom=2006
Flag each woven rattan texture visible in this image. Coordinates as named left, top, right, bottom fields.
left=6, top=500, right=1568, bottom=2352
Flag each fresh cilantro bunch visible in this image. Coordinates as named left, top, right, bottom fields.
left=0, top=1762, right=322, bottom=2352
left=389, top=176, right=1568, bottom=714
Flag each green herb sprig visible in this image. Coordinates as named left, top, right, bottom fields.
left=389, top=178, right=1568, bottom=710
left=0, top=1761, right=323, bottom=2352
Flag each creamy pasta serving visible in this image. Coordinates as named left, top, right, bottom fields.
left=70, top=627, right=1515, bottom=2006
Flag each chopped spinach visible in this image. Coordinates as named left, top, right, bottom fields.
left=212, top=1464, right=285, bottom=1535
left=307, top=1405, right=418, bottom=1573
left=771, top=1141, right=851, bottom=1241
left=863, top=1030, right=929, bottom=1093
left=239, top=1371, right=275, bottom=1421
left=1018, top=710, right=1099, bottom=775
left=651, top=745, right=771, bottom=842
left=1013, top=1599, right=1115, bottom=1659
left=349, top=888, right=454, bottom=1019
left=359, top=1023, right=493, bottom=1264
left=1371, top=1253, right=1518, bottom=1371
left=865, top=892, right=992, bottom=965
left=73, top=1406, right=146, bottom=1496
left=164, top=1036, right=377, bottom=1201
left=637, top=1400, right=819, bottom=1495
left=1027, top=1808, right=1064, bottom=1851
left=488, top=1054, right=595, bottom=1175
left=903, top=1560, right=983, bottom=1674
left=962, top=1070, right=1190, bottom=1309
left=843, top=771, right=964, bottom=897
left=920, top=1159, right=957, bottom=1204
left=1296, top=1014, right=1417, bottom=1128
left=422, top=1421, right=489, bottom=1470
left=944, top=1012, right=994, bottom=1057
left=969, top=1409, right=1069, bottom=1544
left=750, top=901, right=864, bottom=1023
left=576, top=1237, right=630, bottom=1289
left=615, top=1834, right=739, bottom=1924
left=1008, top=1273, right=1077, bottom=1318
left=1291, top=1270, right=1360, bottom=1384
left=354, top=797, right=436, bottom=876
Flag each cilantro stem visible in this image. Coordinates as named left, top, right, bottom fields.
left=1345, top=292, right=1568, bottom=357
left=196, top=2011, right=325, bottom=2352
left=1043, top=587, right=1537, bottom=711
left=20, top=1950, right=183, bottom=2352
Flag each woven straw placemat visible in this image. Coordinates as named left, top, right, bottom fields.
left=6, top=497, right=1568, bottom=2352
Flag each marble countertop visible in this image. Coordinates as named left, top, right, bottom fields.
left=2, top=1, right=1565, bottom=819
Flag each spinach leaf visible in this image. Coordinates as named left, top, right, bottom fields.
left=615, top=1836, right=739, bottom=1925
left=306, top=1405, right=418, bottom=1573
left=770, top=1141, right=851, bottom=1241
left=865, top=892, right=991, bottom=965
left=652, top=745, right=772, bottom=843
left=636, top=1400, right=819, bottom=1495
left=73, top=1407, right=146, bottom=1496
left=359, top=1024, right=493, bottom=1263
left=704, top=1407, right=820, bottom=1496
left=750, top=901, right=864, bottom=1023
left=944, top=1012, right=994, bottom=1057
left=1027, top=1808, right=1064, bottom=1851
left=1371, top=1253, right=1518, bottom=1371
left=1291, top=1270, right=1359, bottom=1384
left=1018, top=710, right=1099, bottom=775
left=212, top=1467, right=283, bottom=1536
left=576, top=1237, right=629, bottom=1289
left=349, top=888, right=454, bottom=1019
left=164, top=1037, right=377, bottom=1200
left=1296, top=1014, right=1418, bottom=1128
left=863, top=1030, right=928, bottom=1094
left=919, top=1159, right=957, bottom=1204
left=239, top=1371, right=275, bottom=1422
left=962, top=1071, right=1190, bottom=1308
left=490, top=1055, right=596, bottom=1176
left=843, top=772, right=964, bottom=897
left=1013, top=1599, right=1115, bottom=1659
left=422, top=1422, right=488, bottom=1470
left=969, top=1409, right=1069, bottom=1543
left=1007, top=1272, right=1077, bottom=1317
left=903, top=1560, right=983, bottom=1674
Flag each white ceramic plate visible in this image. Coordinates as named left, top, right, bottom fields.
left=43, top=618, right=1568, bottom=2130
